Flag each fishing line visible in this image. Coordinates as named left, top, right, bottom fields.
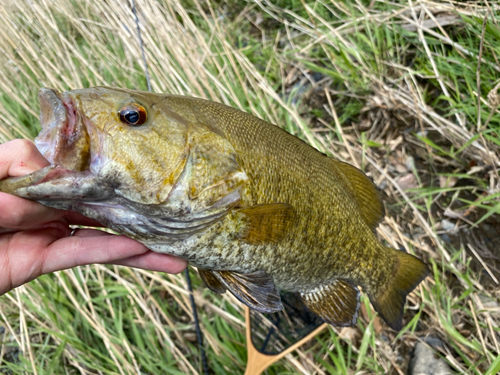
left=131, top=1, right=209, bottom=374
left=131, top=0, right=151, bottom=92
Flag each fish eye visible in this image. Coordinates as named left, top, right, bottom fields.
left=119, top=103, right=147, bottom=126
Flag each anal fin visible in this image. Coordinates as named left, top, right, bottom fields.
left=212, top=270, right=283, bottom=313
left=300, top=279, right=360, bottom=327
left=198, top=269, right=226, bottom=294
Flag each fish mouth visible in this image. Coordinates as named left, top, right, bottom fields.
left=0, top=88, right=111, bottom=203
left=35, top=88, right=91, bottom=172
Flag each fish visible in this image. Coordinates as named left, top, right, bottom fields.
left=0, top=87, right=429, bottom=330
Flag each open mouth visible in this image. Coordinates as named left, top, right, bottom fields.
left=35, top=88, right=91, bottom=172
left=0, top=88, right=106, bottom=202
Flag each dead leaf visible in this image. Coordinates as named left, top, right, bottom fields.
left=373, top=316, right=383, bottom=334
left=395, top=164, right=407, bottom=174
left=397, top=173, right=417, bottom=190
left=339, top=327, right=360, bottom=343
left=439, top=175, right=458, bottom=189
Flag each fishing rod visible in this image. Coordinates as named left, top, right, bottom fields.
left=131, top=1, right=209, bottom=374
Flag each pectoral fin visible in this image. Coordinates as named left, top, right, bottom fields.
left=300, top=279, right=360, bottom=326
left=212, top=270, right=283, bottom=313
left=236, top=203, right=296, bottom=245
left=198, top=269, right=226, bottom=294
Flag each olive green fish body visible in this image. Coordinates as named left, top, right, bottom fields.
left=0, top=87, right=429, bottom=330
left=156, top=96, right=391, bottom=288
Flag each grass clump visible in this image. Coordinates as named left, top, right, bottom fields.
left=0, top=0, right=499, bottom=373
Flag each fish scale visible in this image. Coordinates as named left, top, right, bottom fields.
left=0, top=87, right=429, bottom=330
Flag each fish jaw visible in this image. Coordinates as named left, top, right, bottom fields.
left=0, top=165, right=114, bottom=210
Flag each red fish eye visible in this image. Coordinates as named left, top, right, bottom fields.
left=119, top=104, right=147, bottom=126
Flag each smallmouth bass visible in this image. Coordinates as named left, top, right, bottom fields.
left=0, top=87, right=429, bottom=330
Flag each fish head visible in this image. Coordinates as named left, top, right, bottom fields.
left=35, top=87, right=189, bottom=205
left=0, top=87, right=247, bottom=231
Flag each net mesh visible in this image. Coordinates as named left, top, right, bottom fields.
left=249, top=291, right=325, bottom=355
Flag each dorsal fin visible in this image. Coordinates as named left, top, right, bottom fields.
left=212, top=270, right=282, bottom=313
left=299, top=279, right=360, bottom=326
left=235, top=203, right=296, bottom=245
left=335, top=161, right=385, bottom=231
left=198, top=269, right=226, bottom=294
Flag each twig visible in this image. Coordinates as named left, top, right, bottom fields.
left=472, top=294, right=500, bottom=354
left=468, top=300, right=491, bottom=365
left=185, top=269, right=209, bottom=375
left=467, top=244, right=499, bottom=285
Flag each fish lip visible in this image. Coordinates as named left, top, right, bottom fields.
left=35, top=88, right=66, bottom=163
left=35, top=87, right=91, bottom=172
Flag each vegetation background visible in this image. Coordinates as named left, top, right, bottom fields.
left=0, top=0, right=499, bottom=374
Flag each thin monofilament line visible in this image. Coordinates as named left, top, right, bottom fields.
left=130, top=1, right=209, bottom=374
left=131, top=0, right=151, bottom=92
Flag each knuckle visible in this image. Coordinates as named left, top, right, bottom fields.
left=0, top=236, right=14, bottom=294
left=8, top=212, right=26, bottom=229
left=14, top=139, right=38, bottom=158
left=71, top=236, right=84, bottom=266
left=8, top=203, right=33, bottom=228
left=37, top=245, right=51, bottom=277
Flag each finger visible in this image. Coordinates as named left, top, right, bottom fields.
left=64, top=212, right=103, bottom=227
left=0, top=193, right=66, bottom=229
left=0, top=224, right=71, bottom=292
left=70, top=229, right=186, bottom=273
left=0, top=228, right=186, bottom=294
left=111, top=252, right=187, bottom=274
left=41, top=230, right=151, bottom=274
left=70, top=228, right=109, bottom=237
left=0, top=139, right=50, bottom=179
left=0, top=193, right=103, bottom=229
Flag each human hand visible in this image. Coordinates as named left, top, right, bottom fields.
left=0, top=139, right=187, bottom=295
